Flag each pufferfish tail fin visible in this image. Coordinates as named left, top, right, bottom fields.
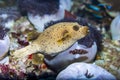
left=12, top=44, right=39, bottom=59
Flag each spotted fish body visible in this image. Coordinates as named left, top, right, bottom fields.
left=13, top=22, right=88, bottom=58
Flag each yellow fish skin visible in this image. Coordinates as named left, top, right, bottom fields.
left=12, top=22, right=89, bottom=59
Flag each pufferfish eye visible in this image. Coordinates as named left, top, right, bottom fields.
left=73, top=25, right=79, bottom=31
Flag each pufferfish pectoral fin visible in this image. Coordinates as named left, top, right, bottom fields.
left=12, top=44, right=39, bottom=59
left=44, top=52, right=59, bottom=60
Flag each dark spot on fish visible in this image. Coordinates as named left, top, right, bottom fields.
left=62, top=35, right=70, bottom=41
left=57, top=30, right=70, bottom=42
left=62, top=30, right=68, bottom=36
left=73, top=25, right=79, bottom=31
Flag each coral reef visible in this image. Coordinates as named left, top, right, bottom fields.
left=0, top=0, right=120, bottom=80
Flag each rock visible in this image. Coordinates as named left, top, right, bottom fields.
left=110, top=14, right=120, bottom=40
left=18, top=0, right=73, bottom=32
left=44, top=42, right=97, bottom=72
left=0, top=7, right=21, bottom=29
left=56, top=62, right=116, bottom=80
left=0, top=27, right=10, bottom=64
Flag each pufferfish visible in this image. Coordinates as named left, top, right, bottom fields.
left=17, top=0, right=73, bottom=32
left=12, top=21, right=89, bottom=59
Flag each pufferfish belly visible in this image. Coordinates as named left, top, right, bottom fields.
left=44, top=41, right=97, bottom=72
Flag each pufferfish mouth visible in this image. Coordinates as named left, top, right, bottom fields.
left=80, top=26, right=89, bottom=36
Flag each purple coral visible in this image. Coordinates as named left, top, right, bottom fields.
left=0, top=64, right=26, bottom=80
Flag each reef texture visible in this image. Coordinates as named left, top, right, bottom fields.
left=0, top=0, right=120, bottom=80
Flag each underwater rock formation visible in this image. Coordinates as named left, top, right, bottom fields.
left=17, top=0, right=73, bottom=32
left=95, top=39, right=120, bottom=79
left=110, top=14, right=120, bottom=40
left=44, top=42, right=97, bottom=72
left=56, top=62, right=116, bottom=80
left=0, top=27, right=10, bottom=64
left=0, top=7, right=21, bottom=29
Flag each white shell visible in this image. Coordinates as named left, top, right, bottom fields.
left=0, top=56, right=9, bottom=64
left=0, top=35, right=10, bottom=64
left=28, top=0, right=73, bottom=32
left=0, top=13, right=15, bottom=29
left=28, top=5, right=64, bottom=32
left=56, top=62, right=116, bottom=80
left=110, top=14, right=120, bottom=40
left=44, top=42, right=97, bottom=72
